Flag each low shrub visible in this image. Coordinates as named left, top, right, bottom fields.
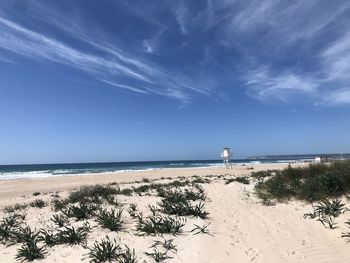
left=226, top=176, right=250, bottom=185
left=254, top=161, right=350, bottom=203
left=67, top=185, right=119, bottom=204
left=145, top=248, right=171, bottom=262
left=87, top=236, right=138, bottom=263
left=15, top=238, right=47, bottom=261
left=62, top=203, right=97, bottom=221
left=0, top=214, right=26, bottom=245
left=3, top=203, right=28, bottom=213
left=127, top=203, right=138, bottom=218
left=97, top=209, right=125, bottom=232
left=304, top=199, right=345, bottom=229
left=87, top=236, right=122, bottom=263
left=135, top=215, right=186, bottom=236
left=39, top=228, right=58, bottom=247
left=29, top=199, right=47, bottom=209
left=51, top=213, right=69, bottom=227
left=151, top=238, right=177, bottom=254
left=159, top=189, right=209, bottom=219
left=56, top=223, right=90, bottom=246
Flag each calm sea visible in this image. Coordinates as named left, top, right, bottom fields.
left=0, top=158, right=309, bottom=180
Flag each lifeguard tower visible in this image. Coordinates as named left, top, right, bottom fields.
left=221, top=147, right=232, bottom=169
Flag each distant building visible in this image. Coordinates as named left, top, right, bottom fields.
left=315, top=155, right=332, bottom=163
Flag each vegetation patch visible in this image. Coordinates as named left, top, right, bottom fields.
left=51, top=213, right=69, bottom=227
left=135, top=215, right=186, bottom=236
left=87, top=236, right=138, bottom=263
left=254, top=161, right=350, bottom=202
left=62, top=203, right=98, bottom=221
left=191, top=223, right=212, bottom=236
left=226, top=176, right=250, bottom=185
left=97, top=208, right=125, bottom=232
left=304, top=199, right=346, bottom=229
left=55, top=223, right=91, bottom=246
left=29, top=199, right=47, bottom=209
left=15, top=238, right=47, bottom=262
left=158, top=189, right=209, bottom=219
left=4, top=203, right=28, bottom=213
left=67, top=185, right=119, bottom=204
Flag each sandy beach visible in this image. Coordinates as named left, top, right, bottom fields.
left=1, top=163, right=350, bottom=263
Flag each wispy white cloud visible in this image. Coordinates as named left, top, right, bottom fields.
left=245, top=67, right=319, bottom=102
left=142, top=28, right=165, bottom=54
left=174, top=2, right=189, bottom=35
left=0, top=56, right=15, bottom=64
left=0, top=17, right=151, bottom=83
left=0, top=11, right=214, bottom=105
left=323, top=88, right=350, bottom=105
left=322, top=33, right=350, bottom=82
left=99, top=79, right=149, bottom=94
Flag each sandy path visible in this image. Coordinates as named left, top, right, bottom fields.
left=182, top=182, right=350, bottom=263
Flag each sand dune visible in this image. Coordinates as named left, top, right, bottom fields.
left=1, top=164, right=350, bottom=262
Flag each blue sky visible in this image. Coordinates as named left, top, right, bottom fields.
left=0, top=0, right=350, bottom=164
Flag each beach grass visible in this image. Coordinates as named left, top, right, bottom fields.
left=254, top=161, right=350, bottom=202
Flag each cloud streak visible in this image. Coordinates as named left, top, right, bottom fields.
left=0, top=0, right=350, bottom=107
left=0, top=12, right=214, bottom=104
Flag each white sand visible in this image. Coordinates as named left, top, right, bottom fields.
left=1, top=164, right=349, bottom=262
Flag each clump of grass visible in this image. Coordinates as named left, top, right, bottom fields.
left=145, top=248, right=171, bottom=262
left=11, top=225, right=40, bottom=244
left=191, top=223, right=212, bottom=236
left=106, top=196, right=121, bottom=206
left=191, top=177, right=211, bottom=184
left=136, top=215, right=186, bottom=236
left=56, top=223, right=90, bottom=246
left=304, top=199, right=345, bottom=229
left=29, top=199, right=47, bottom=209
left=15, top=238, right=47, bottom=261
left=87, top=236, right=122, bottom=262
left=184, top=185, right=207, bottom=201
left=341, top=220, right=350, bottom=241
left=250, top=170, right=275, bottom=182
left=4, top=203, right=28, bottom=213
left=128, top=203, right=138, bottom=218
left=226, top=176, right=250, bottom=185
left=119, top=188, right=133, bottom=196
left=119, top=246, right=138, bottom=263
left=142, top=178, right=151, bottom=183
left=39, top=228, right=58, bottom=247
left=51, top=198, right=69, bottom=211
left=148, top=205, right=159, bottom=216
left=67, top=185, right=119, bottom=204
left=159, top=189, right=209, bottom=219
left=32, top=192, right=41, bottom=196
left=62, top=203, right=97, bottom=221
left=97, top=208, right=125, bottom=231
left=150, top=238, right=177, bottom=254
left=51, top=213, right=69, bottom=227
left=0, top=213, right=26, bottom=245
left=87, top=236, right=138, bottom=263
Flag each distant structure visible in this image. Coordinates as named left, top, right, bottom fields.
left=315, top=155, right=332, bottom=163
left=221, top=147, right=232, bottom=169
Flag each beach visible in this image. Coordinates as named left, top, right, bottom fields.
left=1, top=163, right=350, bottom=262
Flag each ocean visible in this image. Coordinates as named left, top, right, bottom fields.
left=0, top=157, right=312, bottom=180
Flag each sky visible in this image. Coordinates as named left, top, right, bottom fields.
left=0, top=0, right=350, bottom=165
